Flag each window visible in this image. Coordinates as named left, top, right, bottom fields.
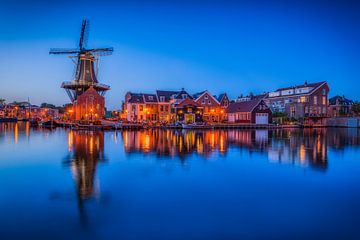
left=322, top=96, right=326, bottom=105
left=208, top=100, right=211, bottom=105
left=160, top=96, right=165, bottom=102
left=148, top=96, right=153, bottom=100
left=201, top=100, right=205, bottom=105
left=322, top=89, right=327, bottom=95
left=139, top=105, right=143, bottom=111
left=204, top=95, right=208, bottom=99
left=305, top=107, right=308, bottom=113
left=299, top=96, right=306, bottom=103
left=182, top=94, right=187, bottom=99
left=160, top=105, right=164, bottom=111
left=313, top=96, right=318, bottom=105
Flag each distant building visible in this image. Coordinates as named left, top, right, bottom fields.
left=73, top=86, right=105, bottom=121
left=265, top=81, right=329, bottom=123
left=227, top=99, right=272, bottom=124
left=328, top=95, right=354, bottom=117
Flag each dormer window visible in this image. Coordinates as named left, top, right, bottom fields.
left=204, top=95, right=208, bottom=99
left=148, top=96, right=153, bottom=100
left=182, top=94, right=187, bottom=99
left=160, top=96, right=165, bottom=102
left=322, top=89, right=327, bottom=95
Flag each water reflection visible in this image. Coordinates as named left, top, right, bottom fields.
left=121, top=128, right=360, bottom=170
left=63, top=130, right=106, bottom=223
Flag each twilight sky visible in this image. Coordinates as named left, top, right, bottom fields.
left=0, top=0, right=359, bottom=109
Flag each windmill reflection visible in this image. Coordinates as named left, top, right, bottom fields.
left=121, top=129, right=331, bottom=170
left=64, top=130, right=106, bottom=223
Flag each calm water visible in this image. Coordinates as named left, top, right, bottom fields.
left=1, top=122, right=360, bottom=239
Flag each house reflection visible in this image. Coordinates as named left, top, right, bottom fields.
left=64, top=130, right=106, bottom=222
left=122, top=130, right=229, bottom=160
left=119, top=128, right=359, bottom=170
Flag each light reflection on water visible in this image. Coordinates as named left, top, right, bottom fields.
left=1, top=122, right=360, bottom=239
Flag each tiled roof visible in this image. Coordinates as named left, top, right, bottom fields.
left=192, top=91, right=206, bottom=99
left=275, top=81, right=326, bottom=92
left=128, top=94, right=144, bottom=104
left=156, top=90, right=179, bottom=102
left=227, top=99, right=262, bottom=113
left=174, top=89, right=193, bottom=99
left=143, top=93, right=158, bottom=103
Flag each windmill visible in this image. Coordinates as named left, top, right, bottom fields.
left=50, top=20, right=113, bottom=102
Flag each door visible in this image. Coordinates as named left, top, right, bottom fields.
left=255, top=113, right=268, bottom=124
left=185, top=114, right=195, bottom=123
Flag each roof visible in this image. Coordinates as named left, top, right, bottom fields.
left=143, top=93, right=158, bottom=103
left=276, top=81, right=326, bottom=92
left=217, top=93, right=227, bottom=102
left=192, top=91, right=206, bottom=99
left=174, top=89, right=193, bottom=100
left=128, top=93, right=144, bottom=104
left=329, top=95, right=354, bottom=105
left=175, top=98, right=202, bottom=108
left=156, top=90, right=179, bottom=102
left=227, top=99, right=262, bottom=113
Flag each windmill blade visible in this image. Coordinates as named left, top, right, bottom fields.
left=79, top=19, right=89, bottom=50
left=50, top=48, right=80, bottom=55
left=88, top=47, right=114, bottom=56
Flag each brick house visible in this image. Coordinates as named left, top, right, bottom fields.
left=265, top=81, right=329, bottom=124
left=156, top=90, right=179, bottom=122
left=193, top=90, right=224, bottom=122
left=174, top=98, right=203, bottom=123
left=227, top=99, right=272, bottom=124
left=73, top=86, right=105, bottom=121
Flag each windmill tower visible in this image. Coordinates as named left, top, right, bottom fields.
left=50, top=20, right=113, bottom=102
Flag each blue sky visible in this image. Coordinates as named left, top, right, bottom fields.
left=0, top=0, right=359, bottom=109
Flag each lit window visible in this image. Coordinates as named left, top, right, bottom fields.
left=314, top=96, right=318, bottom=105
left=322, top=96, right=326, bottom=105
left=300, top=96, right=306, bottom=103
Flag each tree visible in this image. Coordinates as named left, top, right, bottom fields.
left=0, top=98, right=5, bottom=106
left=352, top=101, right=360, bottom=116
left=40, top=103, right=56, bottom=109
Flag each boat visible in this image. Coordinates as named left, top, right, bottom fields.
left=181, top=122, right=212, bottom=129
left=41, top=120, right=59, bottom=128
left=0, top=117, right=17, bottom=123
left=29, top=118, right=40, bottom=127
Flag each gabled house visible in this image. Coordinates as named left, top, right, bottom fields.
left=174, top=98, right=203, bottom=123
left=265, top=81, right=329, bottom=124
left=193, top=90, right=227, bottom=122
left=217, top=93, right=230, bottom=108
left=328, top=95, right=354, bottom=117
left=227, top=99, right=272, bottom=124
left=156, top=90, right=179, bottom=122
left=73, top=86, right=105, bottom=121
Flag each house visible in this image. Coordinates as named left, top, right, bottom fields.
left=328, top=95, right=354, bottom=117
left=217, top=93, right=230, bottom=108
left=227, top=99, right=272, bottom=124
left=265, top=81, right=329, bottom=123
left=156, top=90, right=179, bottom=122
left=124, top=92, right=146, bottom=122
left=193, top=90, right=224, bottom=122
left=73, top=86, right=105, bottom=121
left=174, top=98, right=203, bottom=123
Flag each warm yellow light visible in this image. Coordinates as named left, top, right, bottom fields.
left=210, top=109, right=215, bottom=113
left=90, top=108, right=93, bottom=112
left=220, top=110, right=224, bottom=113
